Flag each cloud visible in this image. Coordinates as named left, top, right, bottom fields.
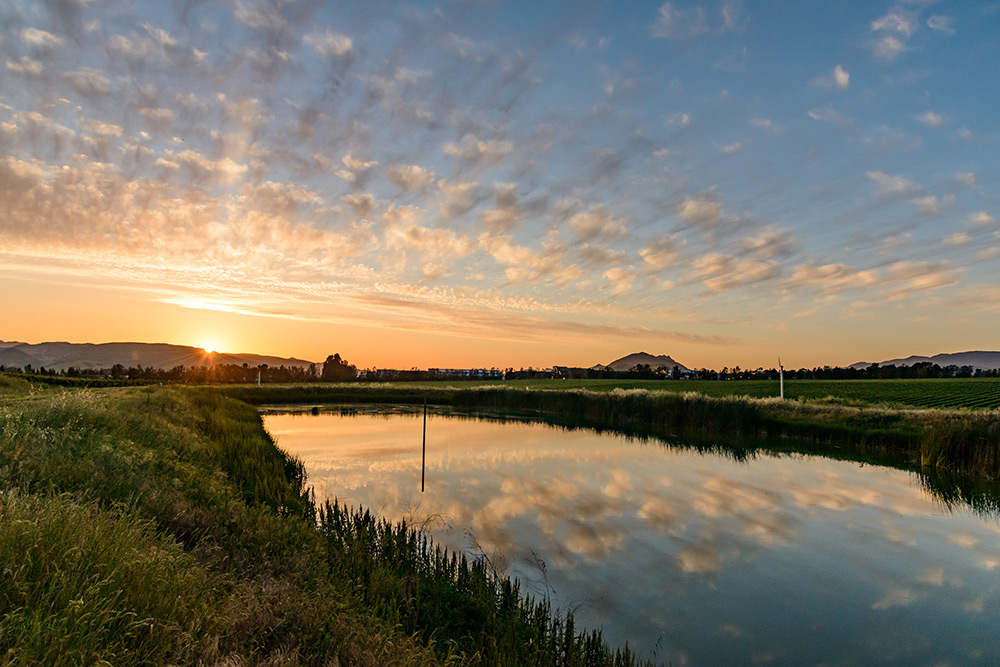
left=567, top=208, right=627, bottom=241
left=811, top=65, right=849, bottom=90
left=955, top=172, right=976, bottom=188
left=867, top=171, right=919, bottom=196
left=6, top=57, right=45, bottom=77
left=480, top=233, right=584, bottom=286
left=442, top=134, right=514, bottom=161
left=81, top=119, right=124, bottom=137
left=651, top=3, right=734, bottom=39
left=737, top=227, right=798, bottom=260
left=926, top=16, right=956, bottom=34
left=62, top=68, right=112, bottom=97
left=341, top=193, right=376, bottom=218
left=335, top=154, right=378, bottom=186
left=437, top=179, right=487, bottom=219
left=970, top=211, right=996, bottom=226
left=915, top=111, right=943, bottom=127
left=304, top=28, right=353, bottom=57
left=678, top=195, right=722, bottom=227
left=21, top=27, right=64, bottom=47
left=479, top=183, right=521, bottom=234
left=834, top=64, right=850, bottom=89
left=176, top=149, right=249, bottom=181
left=640, top=236, right=678, bottom=270
left=748, top=117, right=771, bottom=130
left=603, top=267, right=635, bottom=295
left=787, top=263, right=878, bottom=294
left=871, top=8, right=917, bottom=61
left=695, top=254, right=781, bottom=292
left=387, top=164, right=435, bottom=191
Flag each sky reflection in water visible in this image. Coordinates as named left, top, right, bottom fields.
left=265, top=409, right=1000, bottom=666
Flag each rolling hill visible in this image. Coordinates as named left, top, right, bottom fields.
left=0, top=341, right=316, bottom=371
left=849, top=351, right=1000, bottom=371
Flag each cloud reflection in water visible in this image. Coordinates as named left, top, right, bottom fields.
left=266, top=410, right=1000, bottom=665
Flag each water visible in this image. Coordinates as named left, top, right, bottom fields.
left=264, top=407, right=1000, bottom=666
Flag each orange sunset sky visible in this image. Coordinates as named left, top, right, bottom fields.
left=2, top=1, right=997, bottom=370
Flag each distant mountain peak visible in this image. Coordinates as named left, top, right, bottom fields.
left=0, top=341, right=316, bottom=371
left=604, top=352, right=690, bottom=372
left=848, top=350, right=1000, bottom=371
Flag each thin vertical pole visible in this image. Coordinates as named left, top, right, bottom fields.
left=421, top=397, right=427, bottom=492
left=778, top=357, right=784, bottom=400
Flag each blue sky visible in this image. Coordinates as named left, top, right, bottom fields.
left=1, top=0, right=997, bottom=368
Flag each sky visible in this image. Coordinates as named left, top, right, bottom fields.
left=1, top=0, right=998, bottom=370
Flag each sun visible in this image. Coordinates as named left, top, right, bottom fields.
left=198, top=340, right=221, bottom=354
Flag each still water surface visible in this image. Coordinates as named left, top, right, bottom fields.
left=264, top=408, right=1000, bottom=666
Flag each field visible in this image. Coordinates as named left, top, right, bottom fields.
left=404, top=378, right=1000, bottom=410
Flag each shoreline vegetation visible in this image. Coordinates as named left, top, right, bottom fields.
left=0, top=379, right=651, bottom=666
left=228, top=383, right=1000, bottom=483
left=2, top=373, right=999, bottom=664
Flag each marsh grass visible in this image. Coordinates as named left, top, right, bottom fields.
left=0, top=384, right=655, bottom=666
left=230, top=383, right=1000, bottom=481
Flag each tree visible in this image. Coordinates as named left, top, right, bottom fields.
left=322, top=353, right=357, bottom=381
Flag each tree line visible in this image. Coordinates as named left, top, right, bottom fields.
left=2, top=356, right=997, bottom=384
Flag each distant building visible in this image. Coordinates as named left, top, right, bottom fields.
left=429, top=368, right=504, bottom=380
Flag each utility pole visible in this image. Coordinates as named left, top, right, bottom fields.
left=778, top=357, right=784, bottom=400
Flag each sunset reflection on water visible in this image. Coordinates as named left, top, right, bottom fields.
left=265, top=408, right=1000, bottom=666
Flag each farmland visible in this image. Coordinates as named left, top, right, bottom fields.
left=499, top=378, right=1000, bottom=410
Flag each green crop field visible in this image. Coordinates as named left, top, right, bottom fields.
left=440, top=378, right=1000, bottom=410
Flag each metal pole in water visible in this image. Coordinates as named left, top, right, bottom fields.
left=421, top=397, right=427, bottom=493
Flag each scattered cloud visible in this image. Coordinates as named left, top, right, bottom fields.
left=915, top=111, right=944, bottom=127
left=640, top=236, right=678, bottom=270
left=867, top=171, right=919, bottom=196
left=926, top=16, right=956, bottom=34
left=304, top=28, right=353, bottom=57
left=387, top=164, right=435, bottom=191
left=678, top=194, right=723, bottom=228
left=442, top=134, right=514, bottom=161
left=870, top=8, right=918, bottom=61
left=811, top=64, right=850, bottom=90
left=955, top=172, right=976, bottom=188
left=568, top=208, right=627, bottom=241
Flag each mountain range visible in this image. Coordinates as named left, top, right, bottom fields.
left=0, top=341, right=316, bottom=372
left=595, top=352, right=690, bottom=372
left=848, top=351, right=1000, bottom=371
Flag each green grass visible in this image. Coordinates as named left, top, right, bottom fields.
left=478, top=378, right=1000, bottom=410
left=224, top=377, right=1000, bottom=410
left=0, top=382, right=655, bottom=666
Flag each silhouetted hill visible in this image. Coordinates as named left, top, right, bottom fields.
left=0, top=340, right=316, bottom=371
left=849, top=351, right=1000, bottom=371
left=602, top=352, right=690, bottom=372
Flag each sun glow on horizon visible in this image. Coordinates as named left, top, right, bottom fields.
left=198, top=340, right=221, bottom=355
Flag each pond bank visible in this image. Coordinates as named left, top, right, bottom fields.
left=226, top=384, right=1000, bottom=482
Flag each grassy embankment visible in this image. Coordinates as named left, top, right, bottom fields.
left=228, top=381, right=1000, bottom=484
left=0, top=377, right=650, bottom=666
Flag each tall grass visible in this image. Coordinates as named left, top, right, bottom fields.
left=319, top=502, right=647, bottom=667
left=0, top=491, right=215, bottom=665
left=1, top=384, right=657, bottom=666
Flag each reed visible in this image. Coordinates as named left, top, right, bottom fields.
left=0, top=384, right=656, bottom=666
left=230, top=383, right=1000, bottom=481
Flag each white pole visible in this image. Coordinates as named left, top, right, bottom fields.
left=778, top=357, right=784, bottom=400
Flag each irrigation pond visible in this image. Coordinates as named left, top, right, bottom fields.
left=264, top=406, right=1000, bottom=666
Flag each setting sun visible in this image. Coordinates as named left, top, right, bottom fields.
left=199, top=341, right=221, bottom=355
